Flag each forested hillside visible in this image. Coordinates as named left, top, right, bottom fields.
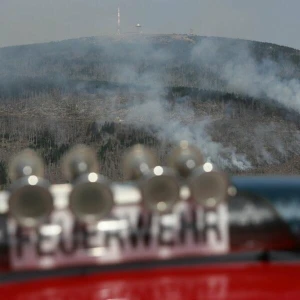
left=1, top=34, right=300, bottom=186
left=1, top=34, right=300, bottom=91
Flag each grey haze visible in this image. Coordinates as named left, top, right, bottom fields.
left=0, top=0, right=300, bottom=49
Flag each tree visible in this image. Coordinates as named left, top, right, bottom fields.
left=0, top=160, right=8, bottom=186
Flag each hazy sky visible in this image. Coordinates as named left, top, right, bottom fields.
left=1, top=0, right=300, bottom=49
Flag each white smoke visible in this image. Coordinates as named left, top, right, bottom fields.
left=103, top=36, right=300, bottom=171
left=124, top=87, right=252, bottom=170
left=2, top=35, right=300, bottom=172
left=191, top=38, right=300, bottom=112
left=189, top=38, right=300, bottom=167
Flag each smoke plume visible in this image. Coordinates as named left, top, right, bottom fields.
left=1, top=35, right=300, bottom=173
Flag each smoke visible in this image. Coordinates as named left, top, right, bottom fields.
left=189, top=38, right=300, bottom=167
left=191, top=38, right=300, bottom=112
left=125, top=97, right=251, bottom=170
left=116, top=37, right=300, bottom=170
left=117, top=40, right=252, bottom=170
left=2, top=35, right=300, bottom=173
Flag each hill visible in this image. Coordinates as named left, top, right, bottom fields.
left=1, top=34, right=300, bottom=185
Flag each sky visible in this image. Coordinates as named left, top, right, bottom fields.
left=1, top=0, right=300, bottom=49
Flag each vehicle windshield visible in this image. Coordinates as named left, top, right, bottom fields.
left=0, top=0, right=299, bottom=186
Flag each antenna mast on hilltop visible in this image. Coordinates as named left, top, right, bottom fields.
left=136, top=23, right=142, bottom=34
left=117, top=7, right=121, bottom=35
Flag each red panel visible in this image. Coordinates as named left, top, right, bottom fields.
left=1, top=263, right=300, bottom=300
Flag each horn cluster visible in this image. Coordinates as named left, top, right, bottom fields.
left=8, top=149, right=53, bottom=228
left=6, top=142, right=231, bottom=228
left=62, top=145, right=114, bottom=225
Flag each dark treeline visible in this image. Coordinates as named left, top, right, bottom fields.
left=0, top=77, right=148, bottom=100
left=0, top=76, right=299, bottom=127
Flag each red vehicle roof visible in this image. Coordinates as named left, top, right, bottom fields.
left=1, top=262, right=300, bottom=300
